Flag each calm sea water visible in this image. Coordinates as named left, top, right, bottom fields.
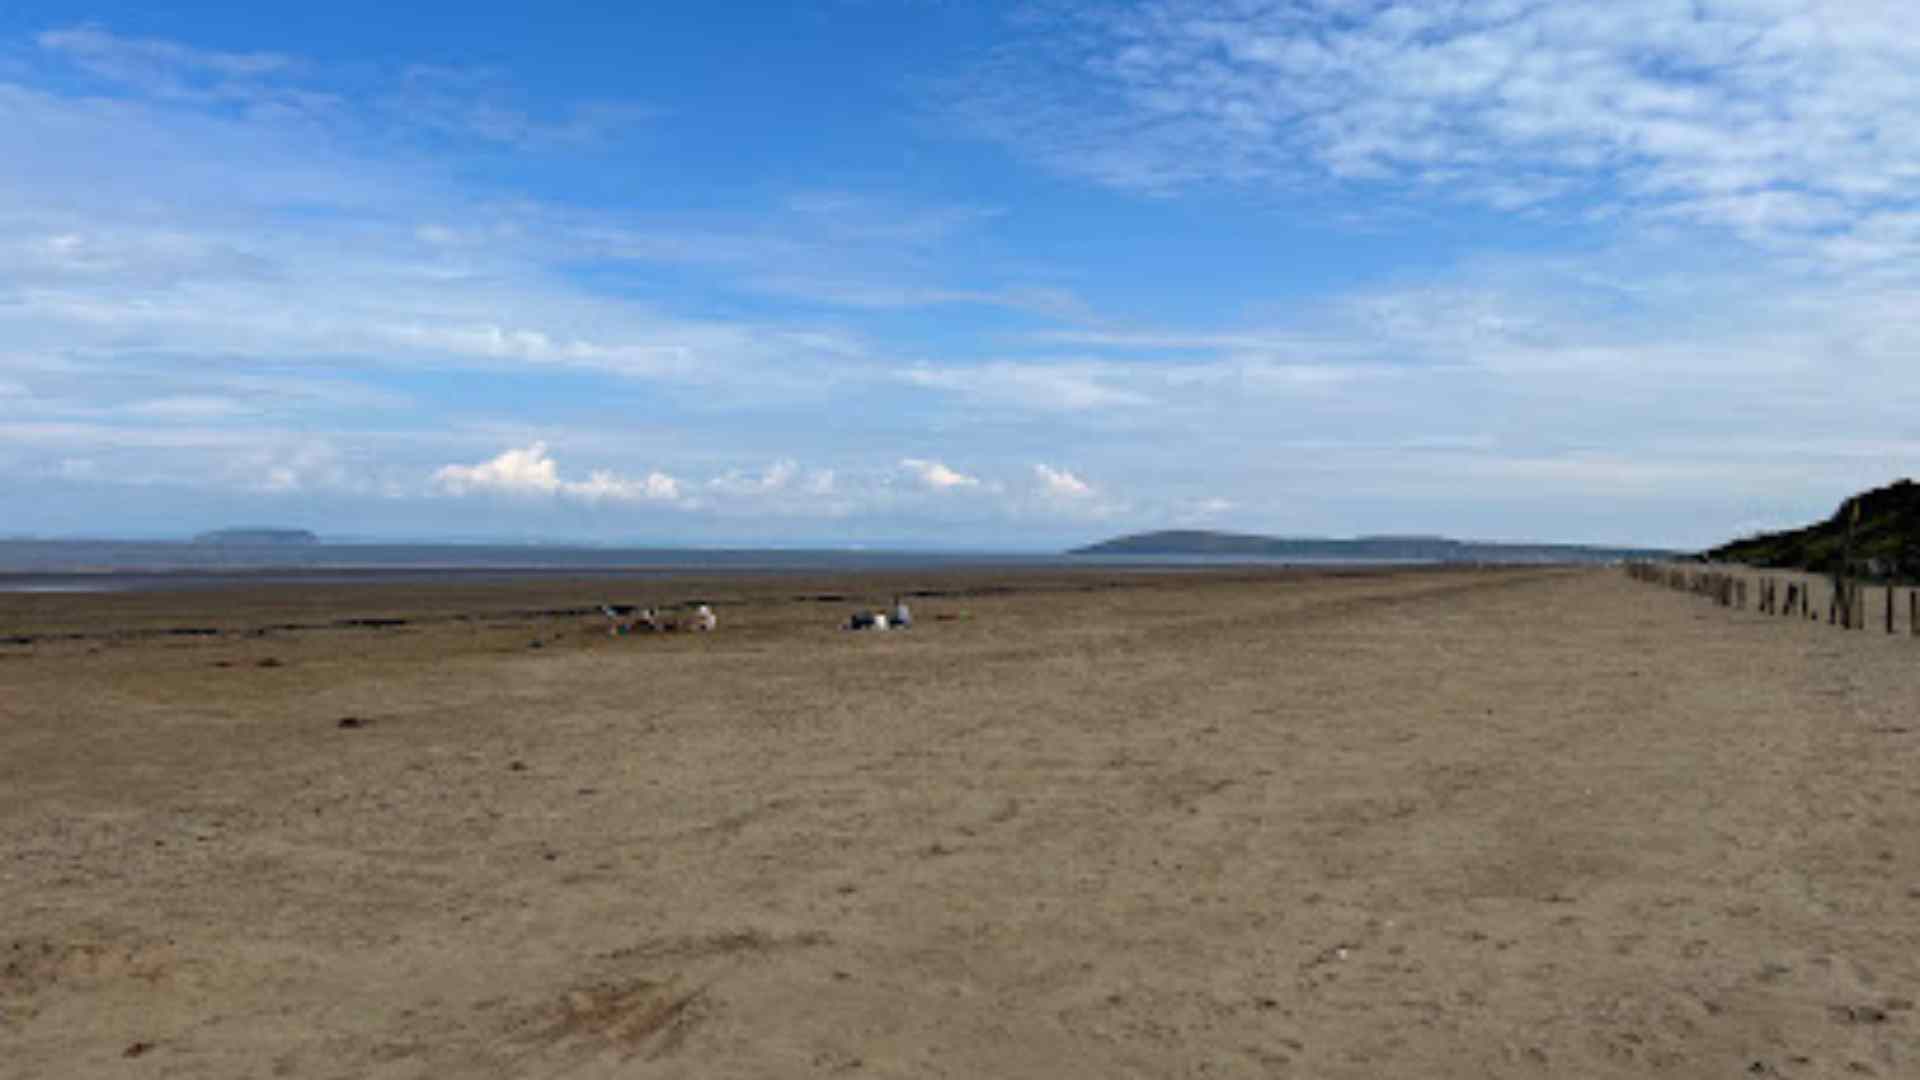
left=0, top=540, right=1396, bottom=592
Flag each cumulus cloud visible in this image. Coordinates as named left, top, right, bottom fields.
left=707, top=458, right=799, bottom=496
left=900, top=457, right=980, bottom=491
left=1034, top=463, right=1094, bottom=500
left=432, top=442, right=681, bottom=503
left=567, top=469, right=683, bottom=503
left=1018, top=462, right=1128, bottom=522
left=432, top=444, right=563, bottom=496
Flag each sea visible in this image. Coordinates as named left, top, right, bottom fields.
left=0, top=539, right=1396, bottom=593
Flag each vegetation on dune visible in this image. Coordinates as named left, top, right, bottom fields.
left=1708, top=479, right=1920, bottom=578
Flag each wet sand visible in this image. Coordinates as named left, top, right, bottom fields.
left=4, top=565, right=1919, bottom=1078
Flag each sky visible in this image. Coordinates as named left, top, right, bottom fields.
left=3, top=1, right=1919, bottom=550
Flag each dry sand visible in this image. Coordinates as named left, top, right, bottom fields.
left=3, top=565, right=1919, bottom=1078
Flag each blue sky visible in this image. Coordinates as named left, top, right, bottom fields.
left=3, top=1, right=1919, bottom=549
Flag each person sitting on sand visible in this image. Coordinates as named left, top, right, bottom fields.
left=892, top=595, right=912, bottom=630
left=687, top=604, right=717, bottom=632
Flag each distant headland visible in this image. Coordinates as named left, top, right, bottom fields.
left=1071, top=529, right=1669, bottom=564
left=192, top=528, right=320, bottom=545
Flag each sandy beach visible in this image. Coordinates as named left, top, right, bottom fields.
left=4, top=565, right=1919, bottom=1078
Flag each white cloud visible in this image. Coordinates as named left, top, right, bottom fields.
left=37, top=25, right=297, bottom=95
left=34, top=26, right=649, bottom=150
left=567, top=469, right=682, bottom=503
left=958, top=0, right=1920, bottom=263
left=902, top=362, right=1155, bottom=411
left=261, top=465, right=301, bottom=493
left=38, top=25, right=291, bottom=76
left=707, top=458, right=799, bottom=496
left=10, top=16, right=1920, bottom=549
left=232, top=439, right=350, bottom=495
left=0, top=48, right=1060, bottom=417
left=899, top=457, right=980, bottom=491
left=432, top=442, right=682, bottom=504
left=1034, top=463, right=1093, bottom=499
left=126, top=395, right=253, bottom=419
left=1015, top=463, right=1128, bottom=523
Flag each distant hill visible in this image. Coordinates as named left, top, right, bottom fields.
left=1707, top=479, right=1920, bottom=577
left=1071, top=529, right=1668, bottom=564
left=193, top=527, right=319, bottom=545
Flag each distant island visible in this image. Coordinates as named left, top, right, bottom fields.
left=192, top=528, right=320, bottom=545
left=1071, top=529, right=1670, bottom=564
left=1708, top=479, right=1920, bottom=577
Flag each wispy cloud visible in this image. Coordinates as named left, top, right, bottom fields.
left=901, top=361, right=1155, bottom=411
left=38, top=24, right=299, bottom=94
left=955, top=0, right=1920, bottom=264
left=34, top=25, right=649, bottom=149
left=9, top=14, right=1920, bottom=548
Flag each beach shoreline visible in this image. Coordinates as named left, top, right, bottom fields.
left=5, top=564, right=1917, bottom=1077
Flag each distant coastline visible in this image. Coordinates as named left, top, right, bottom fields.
left=0, top=539, right=1062, bottom=591
left=0, top=536, right=1518, bottom=593
left=0, top=528, right=1673, bottom=593
left=1073, top=529, right=1670, bottom=564
left=193, top=528, right=320, bottom=545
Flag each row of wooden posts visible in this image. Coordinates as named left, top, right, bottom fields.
left=1625, top=561, right=1920, bottom=635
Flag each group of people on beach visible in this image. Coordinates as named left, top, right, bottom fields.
left=845, top=596, right=912, bottom=632
left=602, top=596, right=913, bottom=636
left=602, top=603, right=716, bottom=635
